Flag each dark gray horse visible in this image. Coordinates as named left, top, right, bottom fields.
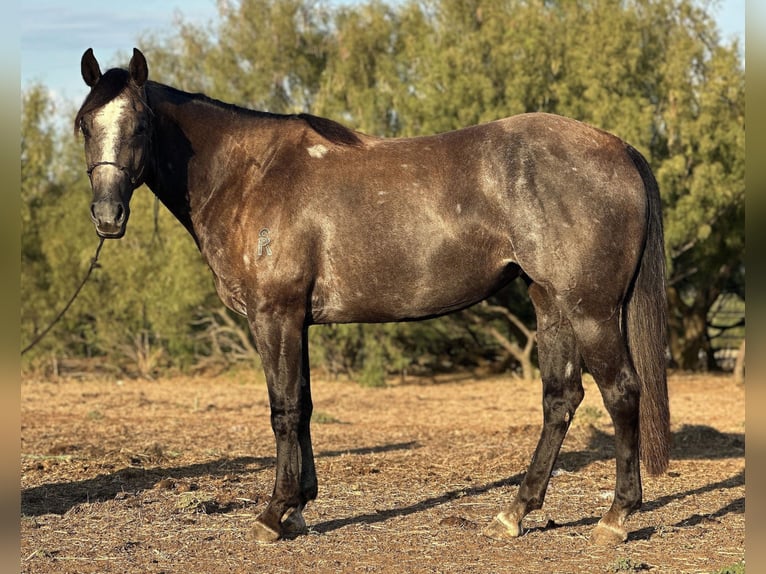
left=76, top=48, right=669, bottom=545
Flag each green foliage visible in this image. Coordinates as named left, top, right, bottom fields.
left=612, top=556, right=650, bottom=572
left=78, top=190, right=213, bottom=373
left=21, top=88, right=213, bottom=375
left=312, top=410, right=342, bottom=424
left=576, top=406, right=604, bottom=426
left=358, top=325, right=403, bottom=387
left=711, top=561, right=745, bottom=574
left=21, top=88, right=92, bottom=363
left=309, top=323, right=413, bottom=387
left=21, top=0, right=745, bottom=379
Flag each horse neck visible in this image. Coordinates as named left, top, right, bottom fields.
left=142, top=83, right=211, bottom=243
left=143, top=83, right=286, bottom=244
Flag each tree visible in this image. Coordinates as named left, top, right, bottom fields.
left=22, top=0, right=744, bottom=378
left=315, top=0, right=410, bottom=135
left=121, top=0, right=751, bottom=375
left=142, top=0, right=332, bottom=114
left=389, top=0, right=743, bottom=370
left=21, top=86, right=93, bottom=362
left=21, top=87, right=215, bottom=376
left=649, top=8, right=745, bottom=369
left=21, top=86, right=56, bottom=356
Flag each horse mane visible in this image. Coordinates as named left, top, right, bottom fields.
left=143, top=81, right=363, bottom=147
left=297, top=113, right=363, bottom=148
left=75, top=68, right=363, bottom=148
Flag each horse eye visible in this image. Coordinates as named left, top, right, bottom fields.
left=80, top=121, right=90, bottom=137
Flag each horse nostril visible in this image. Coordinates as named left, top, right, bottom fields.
left=90, top=203, right=99, bottom=223
left=115, top=204, right=125, bottom=224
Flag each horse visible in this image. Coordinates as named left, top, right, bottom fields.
left=75, top=47, right=670, bottom=545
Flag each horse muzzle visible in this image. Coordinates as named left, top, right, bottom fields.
left=90, top=198, right=129, bottom=238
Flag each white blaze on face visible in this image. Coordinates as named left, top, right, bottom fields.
left=93, top=94, right=130, bottom=163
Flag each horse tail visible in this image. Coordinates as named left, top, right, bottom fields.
left=624, top=144, right=671, bottom=476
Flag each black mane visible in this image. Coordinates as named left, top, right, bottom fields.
left=298, top=113, right=363, bottom=147
left=75, top=68, right=363, bottom=148
left=150, top=82, right=363, bottom=147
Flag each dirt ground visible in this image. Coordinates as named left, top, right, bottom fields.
left=21, top=371, right=744, bottom=574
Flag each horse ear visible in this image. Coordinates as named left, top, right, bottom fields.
left=81, top=48, right=101, bottom=87
left=129, top=48, right=148, bottom=87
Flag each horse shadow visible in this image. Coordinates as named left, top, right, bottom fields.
left=310, top=424, right=745, bottom=536
left=21, top=441, right=417, bottom=517
left=22, top=424, right=744, bottom=538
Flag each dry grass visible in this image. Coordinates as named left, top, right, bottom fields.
left=21, top=372, right=744, bottom=573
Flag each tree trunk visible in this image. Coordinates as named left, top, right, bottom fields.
left=464, top=304, right=537, bottom=381
left=667, top=287, right=714, bottom=371
left=733, top=339, right=745, bottom=384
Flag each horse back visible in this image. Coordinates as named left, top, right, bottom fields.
left=192, top=112, right=646, bottom=323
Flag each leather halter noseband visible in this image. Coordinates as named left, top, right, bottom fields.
left=86, top=160, right=141, bottom=186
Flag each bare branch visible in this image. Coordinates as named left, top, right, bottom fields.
left=478, top=302, right=533, bottom=338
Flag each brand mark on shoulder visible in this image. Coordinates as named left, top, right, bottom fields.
left=257, top=228, right=273, bottom=257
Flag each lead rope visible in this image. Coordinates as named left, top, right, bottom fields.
left=21, top=237, right=105, bottom=356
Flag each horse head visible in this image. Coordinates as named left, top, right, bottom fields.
left=75, top=48, right=151, bottom=238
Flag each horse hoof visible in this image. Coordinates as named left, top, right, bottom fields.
left=282, top=508, right=308, bottom=535
left=590, top=521, right=627, bottom=546
left=482, top=512, right=522, bottom=541
left=252, top=520, right=281, bottom=543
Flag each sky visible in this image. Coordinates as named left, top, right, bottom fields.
left=21, top=0, right=746, bottom=110
left=21, top=0, right=218, bottom=105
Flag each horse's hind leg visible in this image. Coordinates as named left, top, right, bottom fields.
left=568, top=310, right=643, bottom=545
left=484, top=282, right=584, bottom=540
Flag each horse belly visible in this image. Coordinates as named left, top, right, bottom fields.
left=311, top=231, right=517, bottom=324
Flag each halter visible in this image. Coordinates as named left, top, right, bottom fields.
left=86, top=161, right=142, bottom=186
left=85, top=91, right=153, bottom=188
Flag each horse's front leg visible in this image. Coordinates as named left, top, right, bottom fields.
left=248, top=306, right=316, bottom=542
